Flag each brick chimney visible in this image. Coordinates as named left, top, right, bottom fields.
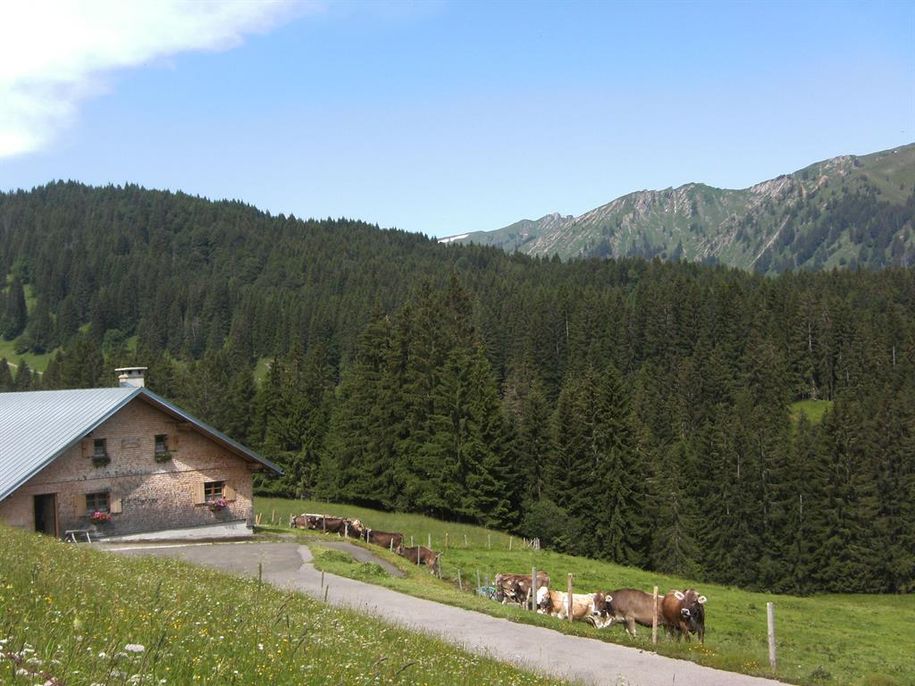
left=115, top=367, right=147, bottom=388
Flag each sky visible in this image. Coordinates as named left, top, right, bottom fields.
left=0, top=0, right=912, bottom=238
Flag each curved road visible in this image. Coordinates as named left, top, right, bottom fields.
left=111, top=541, right=783, bottom=686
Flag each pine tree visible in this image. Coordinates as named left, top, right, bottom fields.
left=2, top=277, right=27, bottom=340
left=13, top=360, right=34, bottom=391
left=0, top=357, right=13, bottom=391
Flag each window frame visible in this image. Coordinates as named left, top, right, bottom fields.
left=92, top=438, right=107, bottom=459
left=203, top=481, right=225, bottom=500
left=85, top=491, right=110, bottom=513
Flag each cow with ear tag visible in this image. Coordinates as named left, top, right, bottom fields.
left=660, top=589, right=707, bottom=643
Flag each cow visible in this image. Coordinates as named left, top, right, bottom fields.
left=536, top=586, right=612, bottom=627
left=365, top=529, right=404, bottom=550
left=397, top=545, right=441, bottom=575
left=660, top=589, right=707, bottom=643
left=493, top=571, right=550, bottom=606
left=604, top=588, right=661, bottom=636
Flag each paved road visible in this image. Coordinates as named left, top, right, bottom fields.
left=111, top=541, right=783, bottom=686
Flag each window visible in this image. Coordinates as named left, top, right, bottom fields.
left=154, top=434, right=168, bottom=454
left=85, top=492, right=109, bottom=513
left=204, top=481, right=224, bottom=500
left=93, top=439, right=107, bottom=458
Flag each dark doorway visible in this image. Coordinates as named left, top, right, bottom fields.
left=33, top=494, right=58, bottom=537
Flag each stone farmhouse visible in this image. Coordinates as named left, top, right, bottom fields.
left=0, top=368, right=280, bottom=539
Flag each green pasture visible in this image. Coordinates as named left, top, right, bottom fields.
left=790, top=399, right=833, bottom=425
left=258, top=497, right=915, bottom=686
left=0, top=525, right=561, bottom=686
left=0, top=339, right=54, bottom=373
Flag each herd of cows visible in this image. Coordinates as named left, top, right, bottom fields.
left=493, top=572, right=707, bottom=642
left=290, top=512, right=442, bottom=574
left=290, top=512, right=707, bottom=642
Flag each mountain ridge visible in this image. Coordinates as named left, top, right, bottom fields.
left=442, top=143, right=915, bottom=272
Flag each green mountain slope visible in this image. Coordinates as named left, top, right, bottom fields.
left=444, top=143, right=915, bottom=272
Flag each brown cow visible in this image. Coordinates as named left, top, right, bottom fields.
left=365, top=529, right=404, bottom=550
left=536, top=587, right=612, bottom=627
left=494, top=571, right=550, bottom=606
left=660, top=589, right=707, bottom=643
left=605, top=588, right=660, bottom=636
left=397, top=545, right=441, bottom=574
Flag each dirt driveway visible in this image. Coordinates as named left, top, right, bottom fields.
left=111, top=541, right=782, bottom=686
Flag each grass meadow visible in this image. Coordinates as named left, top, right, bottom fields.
left=0, top=525, right=563, bottom=686
left=257, top=497, right=915, bottom=686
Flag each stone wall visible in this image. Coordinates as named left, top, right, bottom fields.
left=0, top=397, right=260, bottom=537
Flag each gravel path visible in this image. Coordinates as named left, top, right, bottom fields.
left=111, top=541, right=783, bottom=686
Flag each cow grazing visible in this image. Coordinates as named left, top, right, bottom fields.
left=397, top=545, right=441, bottom=574
left=493, top=571, right=551, bottom=606
left=660, top=589, right=707, bottom=643
left=605, top=588, right=660, bottom=636
left=365, top=529, right=404, bottom=550
left=536, top=587, right=612, bottom=627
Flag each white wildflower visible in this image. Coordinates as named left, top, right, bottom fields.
left=124, top=644, right=145, bottom=653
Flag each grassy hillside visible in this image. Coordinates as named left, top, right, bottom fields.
left=0, top=525, right=561, bottom=686
left=256, top=497, right=915, bottom=686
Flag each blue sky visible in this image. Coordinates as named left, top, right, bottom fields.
left=0, top=0, right=912, bottom=237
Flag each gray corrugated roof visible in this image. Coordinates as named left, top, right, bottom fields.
left=0, top=387, right=281, bottom=503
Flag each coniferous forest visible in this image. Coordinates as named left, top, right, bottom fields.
left=1, top=182, right=913, bottom=594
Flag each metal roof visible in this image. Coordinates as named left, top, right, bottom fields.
left=0, top=387, right=281, bottom=503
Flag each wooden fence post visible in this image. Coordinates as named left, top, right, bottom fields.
left=410, top=535, right=414, bottom=547
left=488, top=534, right=491, bottom=549
left=344, top=521, right=348, bottom=538
left=428, top=533, right=432, bottom=549
left=457, top=569, right=463, bottom=591
left=531, top=566, right=538, bottom=612
left=509, top=536, right=513, bottom=551
left=567, top=573, right=573, bottom=623
left=652, top=586, right=659, bottom=645
left=767, top=602, right=777, bottom=670
left=464, top=533, right=468, bottom=547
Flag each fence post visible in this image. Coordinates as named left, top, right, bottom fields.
left=652, top=586, right=659, bottom=645
left=509, top=536, right=513, bottom=551
left=410, top=535, right=414, bottom=547
left=767, top=602, right=777, bottom=670
left=464, top=534, right=468, bottom=547
left=531, top=566, right=538, bottom=612
left=476, top=569, right=481, bottom=592
left=390, top=538, right=394, bottom=552
left=271, top=509, right=275, bottom=524
left=428, top=533, right=432, bottom=549
left=445, top=532, right=449, bottom=550
left=457, top=569, right=463, bottom=591
left=488, top=534, right=491, bottom=549
left=567, top=573, right=573, bottom=623
left=344, top=521, right=348, bottom=538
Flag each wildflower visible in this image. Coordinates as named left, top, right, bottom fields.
left=125, top=644, right=145, bottom=653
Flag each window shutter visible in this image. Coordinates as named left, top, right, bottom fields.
left=110, top=497, right=123, bottom=514
left=81, top=438, right=92, bottom=458
left=74, top=494, right=86, bottom=514
left=194, top=482, right=206, bottom=505
left=224, top=485, right=236, bottom=502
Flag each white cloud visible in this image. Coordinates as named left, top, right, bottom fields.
left=0, top=0, right=311, bottom=158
